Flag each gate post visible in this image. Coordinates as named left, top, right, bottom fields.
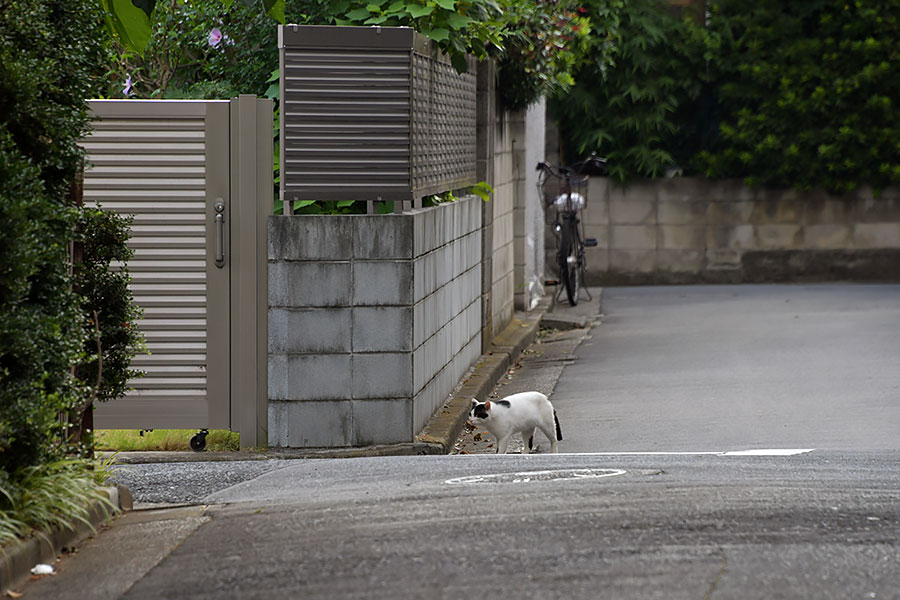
left=230, top=95, right=273, bottom=448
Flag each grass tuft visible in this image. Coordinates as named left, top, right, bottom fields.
left=0, top=458, right=116, bottom=549
left=94, top=429, right=240, bottom=452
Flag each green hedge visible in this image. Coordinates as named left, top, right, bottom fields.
left=698, top=0, right=900, bottom=194
left=0, top=0, right=108, bottom=473
left=552, top=0, right=900, bottom=194
left=551, top=0, right=708, bottom=182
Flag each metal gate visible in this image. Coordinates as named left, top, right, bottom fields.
left=82, top=97, right=271, bottom=447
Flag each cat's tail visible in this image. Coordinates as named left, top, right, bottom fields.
left=554, top=410, right=563, bottom=441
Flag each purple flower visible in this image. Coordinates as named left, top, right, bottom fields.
left=208, top=28, right=223, bottom=48
left=123, top=75, right=133, bottom=96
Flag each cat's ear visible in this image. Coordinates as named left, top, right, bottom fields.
left=484, top=401, right=491, bottom=410
left=471, top=398, right=478, bottom=407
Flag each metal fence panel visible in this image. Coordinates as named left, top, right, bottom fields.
left=279, top=25, right=477, bottom=205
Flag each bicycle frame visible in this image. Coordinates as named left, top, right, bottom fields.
left=537, top=155, right=605, bottom=306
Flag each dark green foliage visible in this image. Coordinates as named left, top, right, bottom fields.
left=550, top=0, right=707, bottom=182
left=698, top=0, right=900, bottom=194
left=75, top=209, right=143, bottom=406
left=0, top=133, right=83, bottom=474
left=108, top=0, right=282, bottom=99
left=552, top=0, right=899, bottom=193
left=496, top=2, right=594, bottom=111
left=0, top=0, right=109, bottom=473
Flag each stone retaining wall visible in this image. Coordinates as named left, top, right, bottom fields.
left=558, top=178, right=900, bottom=284
left=267, top=196, right=482, bottom=448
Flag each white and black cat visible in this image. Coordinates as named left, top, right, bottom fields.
left=469, top=391, right=562, bottom=454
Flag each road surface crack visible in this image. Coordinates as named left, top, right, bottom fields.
left=703, top=550, right=727, bottom=600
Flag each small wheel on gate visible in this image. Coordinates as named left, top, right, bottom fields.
left=190, top=429, right=209, bottom=452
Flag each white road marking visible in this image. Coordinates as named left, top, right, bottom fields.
left=455, top=449, right=816, bottom=457
left=555, top=449, right=816, bottom=457
left=722, top=449, right=815, bottom=456
left=445, top=468, right=627, bottom=485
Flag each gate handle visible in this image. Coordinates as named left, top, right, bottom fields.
left=214, top=199, right=225, bottom=268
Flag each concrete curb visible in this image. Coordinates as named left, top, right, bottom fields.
left=103, top=297, right=552, bottom=463
left=0, top=485, right=132, bottom=596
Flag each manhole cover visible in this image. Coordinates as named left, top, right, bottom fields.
left=444, top=468, right=626, bottom=485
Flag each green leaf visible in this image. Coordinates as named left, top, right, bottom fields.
left=444, top=12, right=471, bottom=30
left=406, top=4, right=435, bottom=18
left=434, top=0, right=455, bottom=9
left=450, top=51, right=468, bottom=73
left=131, top=0, right=155, bottom=18
left=262, top=0, right=285, bottom=24
left=345, top=7, right=373, bottom=20
left=424, top=27, right=449, bottom=43
left=471, top=181, right=493, bottom=202
left=220, top=0, right=235, bottom=7
left=101, top=0, right=152, bottom=54
left=336, top=200, right=356, bottom=209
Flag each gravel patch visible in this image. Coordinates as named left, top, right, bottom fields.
left=110, top=460, right=291, bottom=504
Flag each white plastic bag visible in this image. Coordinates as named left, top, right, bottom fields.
left=554, top=192, right=585, bottom=210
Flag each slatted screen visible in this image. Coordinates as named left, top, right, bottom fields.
left=83, top=102, right=215, bottom=427
left=279, top=25, right=477, bottom=204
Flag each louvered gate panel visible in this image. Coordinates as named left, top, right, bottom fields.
left=83, top=100, right=230, bottom=430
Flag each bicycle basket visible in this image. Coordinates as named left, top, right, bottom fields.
left=538, top=172, right=590, bottom=212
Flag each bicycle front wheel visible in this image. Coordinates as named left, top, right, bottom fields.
left=559, top=218, right=580, bottom=306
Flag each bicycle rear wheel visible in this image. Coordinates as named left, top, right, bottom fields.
left=559, top=218, right=580, bottom=306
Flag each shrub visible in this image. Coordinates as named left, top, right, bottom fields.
left=0, top=132, right=84, bottom=474
left=496, top=2, right=594, bottom=110
left=103, top=0, right=614, bottom=112
left=0, top=0, right=109, bottom=473
left=72, top=208, right=144, bottom=444
left=550, top=0, right=709, bottom=181
left=698, top=0, right=900, bottom=194
left=107, top=0, right=280, bottom=99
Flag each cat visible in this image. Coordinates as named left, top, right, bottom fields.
left=469, top=391, right=562, bottom=454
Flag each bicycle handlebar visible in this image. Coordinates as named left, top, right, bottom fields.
left=537, top=152, right=607, bottom=178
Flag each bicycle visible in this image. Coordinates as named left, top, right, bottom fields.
left=537, top=153, right=607, bottom=306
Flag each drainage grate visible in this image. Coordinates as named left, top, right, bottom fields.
left=444, top=468, right=626, bottom=485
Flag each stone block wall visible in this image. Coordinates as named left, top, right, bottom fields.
left=490, top=110, right=516, bottom=338
left=553, top=178, right=900, bottom=284
left=268, top=196, right=483, bottom=448
left=513, top=99, right=546, bottom=311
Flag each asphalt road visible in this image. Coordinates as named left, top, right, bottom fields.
left=553, top=284, right=900, bottom=453
left=21, top=284, right=900, bottom=599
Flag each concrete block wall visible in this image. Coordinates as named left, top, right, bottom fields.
left=476, top=62, right=546, bottom=349
left=514, top=99, right=546, bottom=311
left=555, top=177, right=900, bottom=284
left=267, top=196, right=482, bottom=448
left=491, top=110, right=516, bottom=338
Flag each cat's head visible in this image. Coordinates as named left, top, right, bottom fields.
left=469, top=398, right=492, bottom=422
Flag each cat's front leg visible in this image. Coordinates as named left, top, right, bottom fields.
left=496, top=434, right=511, bottom=454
